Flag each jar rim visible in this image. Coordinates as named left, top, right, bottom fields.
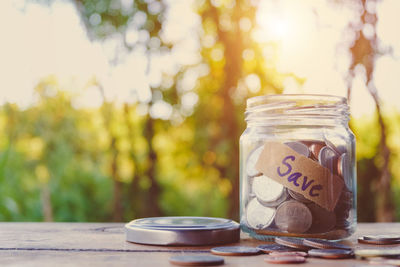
left=245, top=94, right=349, bottom=126
left=246, top=94, right=347, bottom=109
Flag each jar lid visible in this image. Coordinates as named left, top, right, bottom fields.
left=125, top=216, right=240, bottom=246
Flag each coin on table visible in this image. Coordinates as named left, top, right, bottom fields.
left=275, top=200, right=312, bottom=233
left=364, top=235, right=400, bottom=241
left=210, top=246, right=260, bottom=256
left=269, top=251, right=308, bottom=257
left=303, top=238, right=352, bottom=250
left=246, top=198, right=275, bottom=229
left=358, top=236, right=400, bottom=245
left=246, top=146, right=263, bottom=177
left=288, top=190, right=311, bottom=204
left=169, top=255, right=224, bottom=266
left=264, top=255, right=306, bottom=264
left=354, top=248, right=400, bottom=258
left=318, top=146, right=338, bottom=173
left=275, top=237, right=311, bottom=251
left=308, top=248, right=354, bottom=259
left=307, top=203, right=336, bottom=233
left=252, top=175, right=286, bottom=205
left=285, top=141, right=310, bottom=157
left=257, top=244, right=298, bottom=254
left=369, top=258, right=400, bottom=266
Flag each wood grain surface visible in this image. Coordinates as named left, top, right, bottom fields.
left=0, top=222, right=399, bottom=266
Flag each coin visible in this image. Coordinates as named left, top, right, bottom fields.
left=308, top=248, right=354, bottom=259
left=246, top=198, right=275, bottom=229
left=285, top=142, right=310, bottom=157
left=358, top=237, right=400, bottom=245
left=354, top=248, right=400, bottom=258
left=307, top=203, right=336, bottom=233
left=264, top=255, right=306, bottom=264
left=269, top=251, right=308, bottom=257
left=364, top=235, right=400, bottom=241
left=169, top=255, right=224, bottom=266
left=210, top=246, right=260, bottom=256
left=275, top=237, right=311, bottom=251
left=257, top=244, right=298, bottom=253
left=246, top=146, right=263, bottom=177
left=303, top=238, right=352, bottom=250
left=369, top=258, right=400, bottom=266
left=288, top=190, right=311, bottom=204
left=275, top=200, right=312, bottom=233
left=324, top=139, right=342, bottom=155
left=318, top=146, right=338, bottom=174
left=252, top=175, right=286, bottom=205
left=309, top=142, right=326, bottom=161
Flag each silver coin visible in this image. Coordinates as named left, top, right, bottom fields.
left=275, top=200, right=312, bottom=233
left=252, top=175, right=286, bottom=206
left=338, top=153, right=351, bottom=188
left=318, top=146, right=338, bottom=174
left=285, top=142, right=310, bottom=157
left=246, top=198, right=275, bottom=229
left=246, top=146, right=263, bottom=177
left=324, top=139, right=341, bottom=155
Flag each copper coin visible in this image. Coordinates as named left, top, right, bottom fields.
left=275, top=201, right=312, bottom=233
left=210, top=246, right=260, bottom=256
left=308, top=248, right=354, bottom=259
left=269, top=251, right=308, bottom=257
left=264, top=255, right=306, bottom=264
left=309, top=142, right=326, bottom=161
left=303, top=238, right=352, bottom=250
left=288, top=190, right=311, bottom=204
left=169, top=255, right=224, bottom=266
left=318, top=146, right=338, bottom=174
left=257, top=244, right=298, bottom=254
left=285, top=142, right=310, bottom=157
left=358, top=237, right=400, bottom=245
left=275, top=237, right=311, bottom=251
left=307, top=203, right=336, bottom=233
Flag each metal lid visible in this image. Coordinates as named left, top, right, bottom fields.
left=125, top=216, right=240, bottom=246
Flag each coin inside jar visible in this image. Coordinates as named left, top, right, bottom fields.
left=318, top=146, right=338, bottom=174
left=307, top=203, right=336, bottom=233
left=246, top=146, right=263, bottom=177
left=285, top=141, right=310, bottom=157
left=308, top=141, right=326, bottom=161
left=246, top=198, right=275, bottom=229
left=252, top=175, right=286, bottom=205
left=288, top=189, right=311, bottom=204
left=275, top=200, right=312, bottom=233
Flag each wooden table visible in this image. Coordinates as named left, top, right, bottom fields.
left=0, top=222, right=398, bottom=266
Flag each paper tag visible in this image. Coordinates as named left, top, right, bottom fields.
left=255, top=141, right=344, bottom=211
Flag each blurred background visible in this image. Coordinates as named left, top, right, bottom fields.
left=0, top=0, right=399, bottom=222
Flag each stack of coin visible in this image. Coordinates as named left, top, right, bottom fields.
left=243, top=139, right=354, bottom=237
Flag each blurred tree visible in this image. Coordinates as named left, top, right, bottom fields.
left=338, top=0, right=395, bottom=221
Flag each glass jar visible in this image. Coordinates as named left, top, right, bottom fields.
left=239, top=94, right=356, bottom=241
